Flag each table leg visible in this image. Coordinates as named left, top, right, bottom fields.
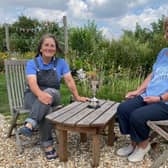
left=80, top=133, right=87, bottom=142
left=58, top=129, right=68, bottom=161
left=92, top=134, right=100, bottom=167
left=108, top=117, right=115, bottom=146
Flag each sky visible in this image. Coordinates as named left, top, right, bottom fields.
left=0, top=0, right=168, bottom=39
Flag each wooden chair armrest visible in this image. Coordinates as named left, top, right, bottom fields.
left=147, top=120, right=168, bottom=126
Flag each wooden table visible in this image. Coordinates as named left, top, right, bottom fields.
left=46, top=100, right=119, bottom=167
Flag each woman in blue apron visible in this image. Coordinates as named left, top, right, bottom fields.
left=20, top=34, right=88, bottom=160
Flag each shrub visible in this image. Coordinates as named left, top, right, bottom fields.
left=0, top=52, right=8, bottom=72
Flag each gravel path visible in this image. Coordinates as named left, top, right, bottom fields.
left=0, top=114, right=167, bottom=168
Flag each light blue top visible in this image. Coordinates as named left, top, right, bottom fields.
left=141, top=48, right=168, bottom=104
left=26, top=55, right=70, bottom=82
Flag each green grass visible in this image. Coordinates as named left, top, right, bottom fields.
left=75, top=75, right=144, bottom=102
left=60, top=82, right=72, bottom=105
left=97, top=77, right=143, bottom=102
left=0, top=73, right=10, bottom=116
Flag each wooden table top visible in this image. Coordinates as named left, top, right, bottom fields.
left=46, top=100, right=119, bottom=128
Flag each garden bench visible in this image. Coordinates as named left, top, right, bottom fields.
left=147, top=120, right=168, bottom=168
left=4, top=59, right=61, bottom=153
left=46, top=100, right=119, bottom=167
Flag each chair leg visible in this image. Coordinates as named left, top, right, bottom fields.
left=150, top=149, right=168, bottom=168
left=7, top=111, right=20, bottom=138
left=15, top=127, right=24, bottom=154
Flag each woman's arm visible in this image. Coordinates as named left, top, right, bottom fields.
left=144, top=92, right=168, bottom=104
left=63, top=73, right=88, bottom=102
left=137, top=73, right=152, bottom=93
left=126, top=73, right=152, bottom=99
left=160, top=93, right=168, bottom=102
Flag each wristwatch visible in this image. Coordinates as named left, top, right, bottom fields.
left=159, top=95, right=163, bottom=101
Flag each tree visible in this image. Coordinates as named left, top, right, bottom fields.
left=8, top=16, right=63, bottom=53
left=69, top=21, right=103, bottom=55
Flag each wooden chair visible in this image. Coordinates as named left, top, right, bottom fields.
left=5, top=59, right=30, bottom=153
left=5, top=59, right=61, bottom=153
left=147, top=120, right=168, bottom=168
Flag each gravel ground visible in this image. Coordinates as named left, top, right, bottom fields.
left=0, top=114, right=168, bottom=168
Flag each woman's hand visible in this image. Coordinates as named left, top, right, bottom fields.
left=38, top=91, right=52, bottom=105
left=143, top=96, right=160, bottom=103
left=75, top=96, right=89, bottom=102
left=125, top=90, right=140, bottom=99
left=27, top=76, right=52, bottom=105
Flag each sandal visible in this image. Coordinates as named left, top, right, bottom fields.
left=19, top=126, right=33, bottom=137
left=45, top=148, right=58, bottom=160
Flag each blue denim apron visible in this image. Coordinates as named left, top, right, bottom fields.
left=33, top=57, right=60, bottom=90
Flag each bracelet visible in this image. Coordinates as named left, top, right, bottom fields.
left=159, top=95, right=163, bottom=101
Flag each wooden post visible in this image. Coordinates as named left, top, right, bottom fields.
left=4, top=23, right=10, bottom=51
left=63, top=16, right=68, bottom=56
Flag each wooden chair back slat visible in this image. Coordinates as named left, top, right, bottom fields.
left=5, top=60, right=27, bottom=115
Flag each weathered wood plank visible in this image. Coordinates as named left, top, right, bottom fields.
left=56, top=124, right=97, bottom=134
left=80, top=133, right=87, bottom=142
left=148, top=120, right=168, bottom=126
left=46, top=101, right=82, bottom=121
left=91, top=103, right=119, bottom=127
left=147, top=121, right=168, bottom=140
left=64, top=100, right=106, bottom=126
left=52, top=102, right=90, bottom=123
left=150, top=149, right=168, bottom=168
left=5, top=60, right=27, bottom=118
left=107, top=117, right=116, bottom=146
left=92, top=134, right=100, bottom=167
left=77, top=101, right=115, bottom=127
left=58, top=129, right=68, bottom=161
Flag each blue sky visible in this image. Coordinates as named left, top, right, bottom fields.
left=0, top=0, right=168, bottom=39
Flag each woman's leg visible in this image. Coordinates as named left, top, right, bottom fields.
left=117, top=96, right=145, bottom=135
left=128, top=102, right=168, bottom=162
left=116, top=96, right=145, bottom=156
left=38, top=88, right=61, bottom=149
left=23, top=88, right=60, bottom=159
left=24, top=88, right=60, bottom=127
left=129, top=102, right=168, bottom=143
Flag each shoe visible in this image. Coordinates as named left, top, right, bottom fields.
left=19, top=126, right=33, bottom=137
left=45, top=148, right=58, bottom=160
left=128, top=143, right=151, bottom=162
left=116, top=144, right=134, bottom=156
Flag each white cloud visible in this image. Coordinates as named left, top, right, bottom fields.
left=86, top=0, right=130, bottom=18
left=89, top=0, right=108, bottom=6
left=25, top=8, right=66, bottom=22
left=0, top=0, right=68, bottom=10
left=129, top=0, right=152, bottom=8
left=67, top=0, right=90, bottom=19
left=99, top=26, right=120, bottom=40
left=118, top=4, right=168, bottom=32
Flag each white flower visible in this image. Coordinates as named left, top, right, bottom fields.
left=77, top=68, right=86, bottom=80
